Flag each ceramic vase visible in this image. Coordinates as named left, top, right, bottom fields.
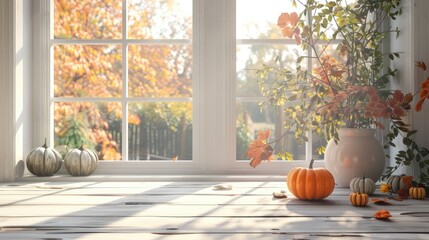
left=324, top=128, right=385, bottom=187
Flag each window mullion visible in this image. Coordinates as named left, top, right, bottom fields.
left=121, top=0, right=128, bottom=161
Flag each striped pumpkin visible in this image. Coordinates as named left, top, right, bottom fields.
left=409, top=187, right=426, bottom=199
left=64, top=143, right=98, bottom=176
left=350, top=177, right=375, bottom=195
left=387, top=175, right=406, bottom=193
left=349, top=192, right=369, bottom=206
left=26, top=139, right=62, bottom=176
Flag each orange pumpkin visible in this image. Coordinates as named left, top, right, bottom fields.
left=287, top=159, right=335, bottom=200
left=409, top=187, right=426, bottom=199
left=350, top=192, right=369, bottom=206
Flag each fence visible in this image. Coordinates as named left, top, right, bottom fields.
left=110, top=120, right=192, bottom=160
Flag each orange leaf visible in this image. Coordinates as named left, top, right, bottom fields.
left=374, top=209, right=392, bottom=219
left=416, top=61, right=427, bottom=71
left=281, top=27, right=294, bottom=38
left=415, top=97, right=425, bottom=112
left=389, top=196, right=403, bottom=201
left=277, top=13, right=290, bottom=28
left=397, top=188, right=409, bottom=199
left=247, top=130, right=273, bottom=168
left=257, top=129, right=271, bottom=141
left=401, top=175, right=414, bottom=189
left=371, top=198, right=391, bottom=205
left=289, top=12, right=299, bottom=26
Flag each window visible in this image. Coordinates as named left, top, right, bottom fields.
left=52, top=0, right=192, bottom=162
left=34, top=0, right=329, bottom=174
left=235, top=0, right=339, bottom=163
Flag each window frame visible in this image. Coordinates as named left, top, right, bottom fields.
left=33, top=0, right=325, bottom=175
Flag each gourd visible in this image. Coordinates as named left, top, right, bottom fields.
left=350, top=176, right=375, bottom=195
left=26, top=139, right=62, bottom=176
left=349, top=176, right=369, bottom=206
left=409, top=187, right=426, bottom=199
left=386, top=175, right=406, bottom=193
left=64, top=142, right=98, bottom=176
left=287, top=159, right=335, bottom=200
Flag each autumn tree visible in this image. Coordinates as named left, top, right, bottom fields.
left=54, top=0, right=192, bottom=160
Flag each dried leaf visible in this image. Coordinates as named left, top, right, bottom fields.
left=416, top=61, right=427, bottom=71
left=401, top=175, right=414, bottom=188
left=371, top=198, right=391, bottom=205
left=273, top=190, right=288, bottom=199
left=247, top=130, right=274, bottom=168
left=212, top=184, right=232, bottom=190
left=397, top=188, right=409, bottom=199
left=389, top=196, right=403, bottom=201
left=374, top=209, right=392, bottom=219
left=277, top=13, right=290, bottom=28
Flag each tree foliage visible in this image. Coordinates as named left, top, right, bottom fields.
left=53, top=0, right=192, bottom=160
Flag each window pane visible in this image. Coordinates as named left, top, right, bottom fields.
left=312, top=133, right=326, bottom=160
left=128, top=45, right=192, bottom=98
left=128, top=0, right=192, bottom=39
left=236, top=102, right=305, bottom=160
left=237, top=0, right=304, bottom=39
left=128, top=102, right=192, bottom=161
left=237, top=45, right=306, bottom=97
left=54, top=0, right=122, bottom=39
left=54, top=102, right=122, bottom=160
left=54, top=45, right=122, bottom=98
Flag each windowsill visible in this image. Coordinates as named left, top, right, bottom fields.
left=17, top=174, right=288, bottom=182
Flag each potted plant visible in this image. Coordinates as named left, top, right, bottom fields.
left=246, top=0, right=429, bottom=186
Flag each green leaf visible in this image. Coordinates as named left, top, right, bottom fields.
left=407, top=130, right=418, bottom=137
left=403, top=137, right=412, bottom=146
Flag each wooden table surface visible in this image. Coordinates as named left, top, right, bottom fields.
left=0, top=176, right=428, bottom=239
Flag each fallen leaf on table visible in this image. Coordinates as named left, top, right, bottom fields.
left=397, top=188, right=409, bottom=199
left=389, top=196, right=403, bottom=201
left=374, top=209, right=392, bottom=219
left=212, top=184, right=233, bottom=190
left=371, top=198, right=391, bottom=205
left=273, top=190, right=287, bottom=199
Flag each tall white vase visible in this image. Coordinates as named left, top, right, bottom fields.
left=324, top=128, right=386, bottom=187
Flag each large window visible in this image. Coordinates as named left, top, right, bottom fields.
left=39, top=0, right=330, bottom=174
left=52, top=0, right=192, bottom=161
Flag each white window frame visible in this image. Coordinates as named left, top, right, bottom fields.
left=32, top=0, right=325, bottom=176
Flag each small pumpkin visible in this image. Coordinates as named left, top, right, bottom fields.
left=287, top=159, right=335, bottom=200
left=349, top=192, right=369, bottom=206
left=26, top=139, right=62, bottom=176
left=349, top=176, right=369, bottom=206
left=350, top=176, right=375, bottom=195
left=409, top=187, right=426, bottom=199
left=386, top=175, right=406, bottom=193
left=64, top=142, right=98, bottom=176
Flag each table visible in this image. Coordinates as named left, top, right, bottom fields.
left=0, top=176, right=428, bottom=239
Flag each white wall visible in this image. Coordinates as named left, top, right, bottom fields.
left=0, top=0, right=32, bottom=182
left=389, top=0, right=429, bottom=177
left=412, top=0, right=429, bottom=149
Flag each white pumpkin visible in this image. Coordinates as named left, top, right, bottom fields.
left=387, top=175, right=406, bottom=193
left=349, top=176, right=375, bottom=195
left=64, top=143, right=98, bottom=176
left=26, top=139, right=62, bottom=176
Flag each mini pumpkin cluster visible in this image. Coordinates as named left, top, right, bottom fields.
left=349, top=176, right=370, bottom=207
left=26, top=140, right=98, bottom=177
left=381, top=174, right=427, bottom=199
